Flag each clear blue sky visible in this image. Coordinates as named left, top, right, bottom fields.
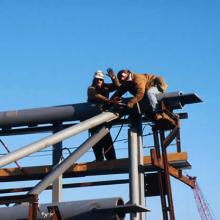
left=0, top=0, right=220, bottom=219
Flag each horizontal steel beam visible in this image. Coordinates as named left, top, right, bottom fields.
left=0, top=194, right=38, bottom=205
left=0, top=152, right=190, bottom=182
left=0, top=124, right=76, bottom=136
left=0, top=179, right=129, bottom=194
left=150, top=149, right=195, bottom=188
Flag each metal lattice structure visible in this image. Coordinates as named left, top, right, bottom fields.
left=190, top=177, right=214, bottom=220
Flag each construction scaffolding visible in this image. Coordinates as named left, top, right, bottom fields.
left=0, top=92, right=202, bottom=220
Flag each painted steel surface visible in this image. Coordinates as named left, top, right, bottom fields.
left=0, top=112, right=118, bottom=168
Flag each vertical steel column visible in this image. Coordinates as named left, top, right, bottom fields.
left=153, top=129, right=161, bottom=156
left=52, top=123, right=63, bottom=203
left=28, top=194, right=38, bottom=220
left=136, top=115, right=146, bottom=220
left=128, top=128, right=140, bottom=220
left=160, top=131, right=175, bottom=220
left=153, top=128, right=168, bottom=220
left=175, top=120, right=182, bottom=177
left=176, top=119, right=181, bottom=153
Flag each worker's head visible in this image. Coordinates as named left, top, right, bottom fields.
left=93, top=70, right=104, bottom=87
left=117, top=69, right=132, bottom=84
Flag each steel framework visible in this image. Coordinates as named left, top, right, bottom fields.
left=0, top=92, right=202, bottom=220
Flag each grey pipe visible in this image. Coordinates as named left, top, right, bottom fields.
left=0, top=112, right=118, bottom=168
left=0, top=93, right=202, bottom=129
left=0, top=103, right=100, bottom=128
left=0, top=197, right=125, bottom=220
left=29, top=126, right=109, bottom=195
left=128, top=128, right=140, bottom=220
left=137, top=124, right=146, bottom=220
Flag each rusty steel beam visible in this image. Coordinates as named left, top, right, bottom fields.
left=29, top=196, right=38, bottom=220
left=153, top=105, right=179, bottom=130
left=160, top=130, right=175, bottom=220
left=175, top=119, right=181, bottom=152
left=150, top=149, right=195, bottom=188
left=0, top=177, right=172, bottom=198
left=152, top=129, right=168, bottom=220
left=0, top=179, right=129, bottom=194
left=0, top=124, right=77, bottom=136
left=162, top=126, right=179, bottom=148
left=160, top=131, right=175, bottom=220
left=0, top=194, right=37, bottom=205
left=0, top=153, right=190, bottom=182
left=0, top=194, right=38, bottom=220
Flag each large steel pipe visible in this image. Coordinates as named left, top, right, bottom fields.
left=0, top=93, right=202, bottom=129
left=0, top=197, right=125, bottom=220
left=0, top=103, right=100, bottom=128
left=128, top=128, right=140, bottom=220
left=0, top=112, right=118, bottom=168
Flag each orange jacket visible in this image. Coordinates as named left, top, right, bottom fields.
left=111, top=73, right=168, bottom=106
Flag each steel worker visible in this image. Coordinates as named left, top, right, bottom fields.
left=110, top=69, right=168, bottom=120
left=87, top=69, right=120, bottom=161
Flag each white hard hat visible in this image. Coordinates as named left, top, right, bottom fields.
left=94, top=70, right=104, bottom=80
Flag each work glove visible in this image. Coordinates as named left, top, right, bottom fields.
left=105, top=99, right=113, bottom=105
left=127, top=102, right=134, bottom=109
left=106, top=68, right=116, bottom=79
left=112, top=97, right=121, bottom=106
left=111, top=97, right=127, bottom=115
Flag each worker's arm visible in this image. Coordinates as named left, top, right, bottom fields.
left=110, top=85, right=128, bottom=101
left=105, top=68, right=121, bottom=92
left=87, top=86, right=111, bottom=104
left=105, top=78, right=120, bottom=92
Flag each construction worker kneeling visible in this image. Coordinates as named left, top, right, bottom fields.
left=110, top=69, right=168, bottom=121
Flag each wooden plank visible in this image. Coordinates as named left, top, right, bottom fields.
left=0, top=152, right=189, bottom=182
